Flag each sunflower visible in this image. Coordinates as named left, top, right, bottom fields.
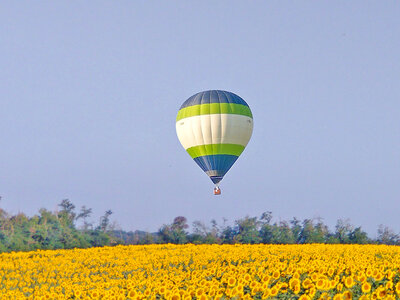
left=290, top=278, right=300, bottom=289
left=336, top=283, right=343, bottom=292
left=316, top=279, right=325, bottom=290
left=272, top=271, right=280, bottom=280
left=302, top=278, right=312, bottom=289
left=333, top=294, right=343, bottom=300
left=270, top=286, right=278, bottom=297
left=231, top=286, right=240, bottom=297
left=330, top=280, right=337, bottom=289
left=396, top=281, right=400, bottom=294
left=386, top=281, right=393, bottom=289
left=343, top=291, right=352, bottom=300
left=309, top=287, right=317, bottom=298
left=344, top=276, right=354, bottom=288
left=375, top=272, right=384, bottom=281
left=74, top=290, right=81, bottom=297
left=262, top=282, right=269, bottom=289
left=262, top=275, right=271, bottom=282
left=170, top=294, right=180, bottom=300
left=377, top=288, right=387, bottom=299
left=293, top=284, right=301, bottom=294
left=227, top=277, right=236, bottom=287
left=311, top=273, right=318, bottom=281
left=362, top=282, right=371, bottom=293
left=318, top=293, right=330, bottom=300
left=250, top=281, right=257, bottom=289
left=262, top=289, right=270, bottom=298
left=195, top=288, right=204, bottom=297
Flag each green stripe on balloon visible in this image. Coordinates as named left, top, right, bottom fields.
left=186, top=144, right=245, bottom=159
left=176, top=103, right=252, bottom=122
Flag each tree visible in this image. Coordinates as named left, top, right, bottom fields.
left=377, top=225, right=399, bottom=245
left=276, top=221, right=296, bottom=244
left=190, top=220, right=208, bottom=244
left=158, top=225, right=174, bottom=243
left=89, top=230, right=111, bottom=247
left=76, top=206, right=93, bottom=230
left=38, top=208, right=63, bottom=249
left=298, top=219, right=327, bottom=244
left=205, top=219, right=221, bottom=244
left=236, top=216, right=261, bottom=244
left=142, top=233, right=154, bottom=244
left=290, top=218, right=302, bottom=243
left=220, top=225, right=237, bottom=244
left=313, top=218, right=329, bottom=243
left=58, top=199, right=76, bottom=228
left=158, top=216, right=189, bottom=244
left=190, top=220, right=220, bottom=244
left=260, top=211, right=273, bottom=225
left=171, top=216, right=189, bottom=243
left=99, top=210, right=113, bottom=232
left=335, top=219, right=353, bottom=244
left=349, top=227, right=369, bottom=244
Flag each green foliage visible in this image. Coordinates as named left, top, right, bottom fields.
left=189, top=220, right=220, bottom=244
left=158, top=216, right=189, bottom=244
left=148, top=213, right=381, bottom=246
left=1, top=198, right=399, bottom=252
left=349, top=227, right=369, bottom=244
left=235, top=216, right=261, bottom=244
left=0, top=199, right=118, bottom=253
left=334, top=219, right=353, bottom=244
left=377, top=225, right=399, bottom=245
left=261, top=221, right=296, bottom=244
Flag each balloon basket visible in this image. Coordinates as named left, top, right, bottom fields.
left=214, top=187, right=221, bottom=195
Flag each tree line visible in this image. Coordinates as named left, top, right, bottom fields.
left=0, top=199, right=399, bottom=252
left=0, top=198, right=119, bottom=252
left=135, top=213, right=399, bottom=246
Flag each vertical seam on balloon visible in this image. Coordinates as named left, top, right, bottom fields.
left=224, top=92, right=232, bottom=178
left=210, top=91, right=215, bottom=158
left=187, top=102, right=199, bottom=159
left=211, top=91, right=218, bottom=172
left=196, top=93, right=204, bottom=157
left=218, top=92, right=224, bottom=172
left=210, top=91, right=216, bottom=172
left=219, top=96, right=225, bottom=175
left=199, top=94, right=206, bottom=159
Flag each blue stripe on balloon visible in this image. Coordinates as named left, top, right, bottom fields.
left=210, top=176, right=224, bottom=184
left=193, top=154, right=239, bottom=184
left=180, top=90, right=249, bottom=109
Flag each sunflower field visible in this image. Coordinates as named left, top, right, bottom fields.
left=1, top=244, right=400, bottom=299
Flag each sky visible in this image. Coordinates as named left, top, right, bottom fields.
left=0, top=1, right=399, bottom=237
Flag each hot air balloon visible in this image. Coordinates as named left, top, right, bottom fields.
left=176, top=90, right=253, bottom=195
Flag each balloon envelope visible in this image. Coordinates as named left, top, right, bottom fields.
left=176, top=90, right=253, bottom=185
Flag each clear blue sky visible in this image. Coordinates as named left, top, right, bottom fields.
left=1, top=2, right=399, bottom=236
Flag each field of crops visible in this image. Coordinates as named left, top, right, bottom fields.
left=1, top=244, right=400, bottom=299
